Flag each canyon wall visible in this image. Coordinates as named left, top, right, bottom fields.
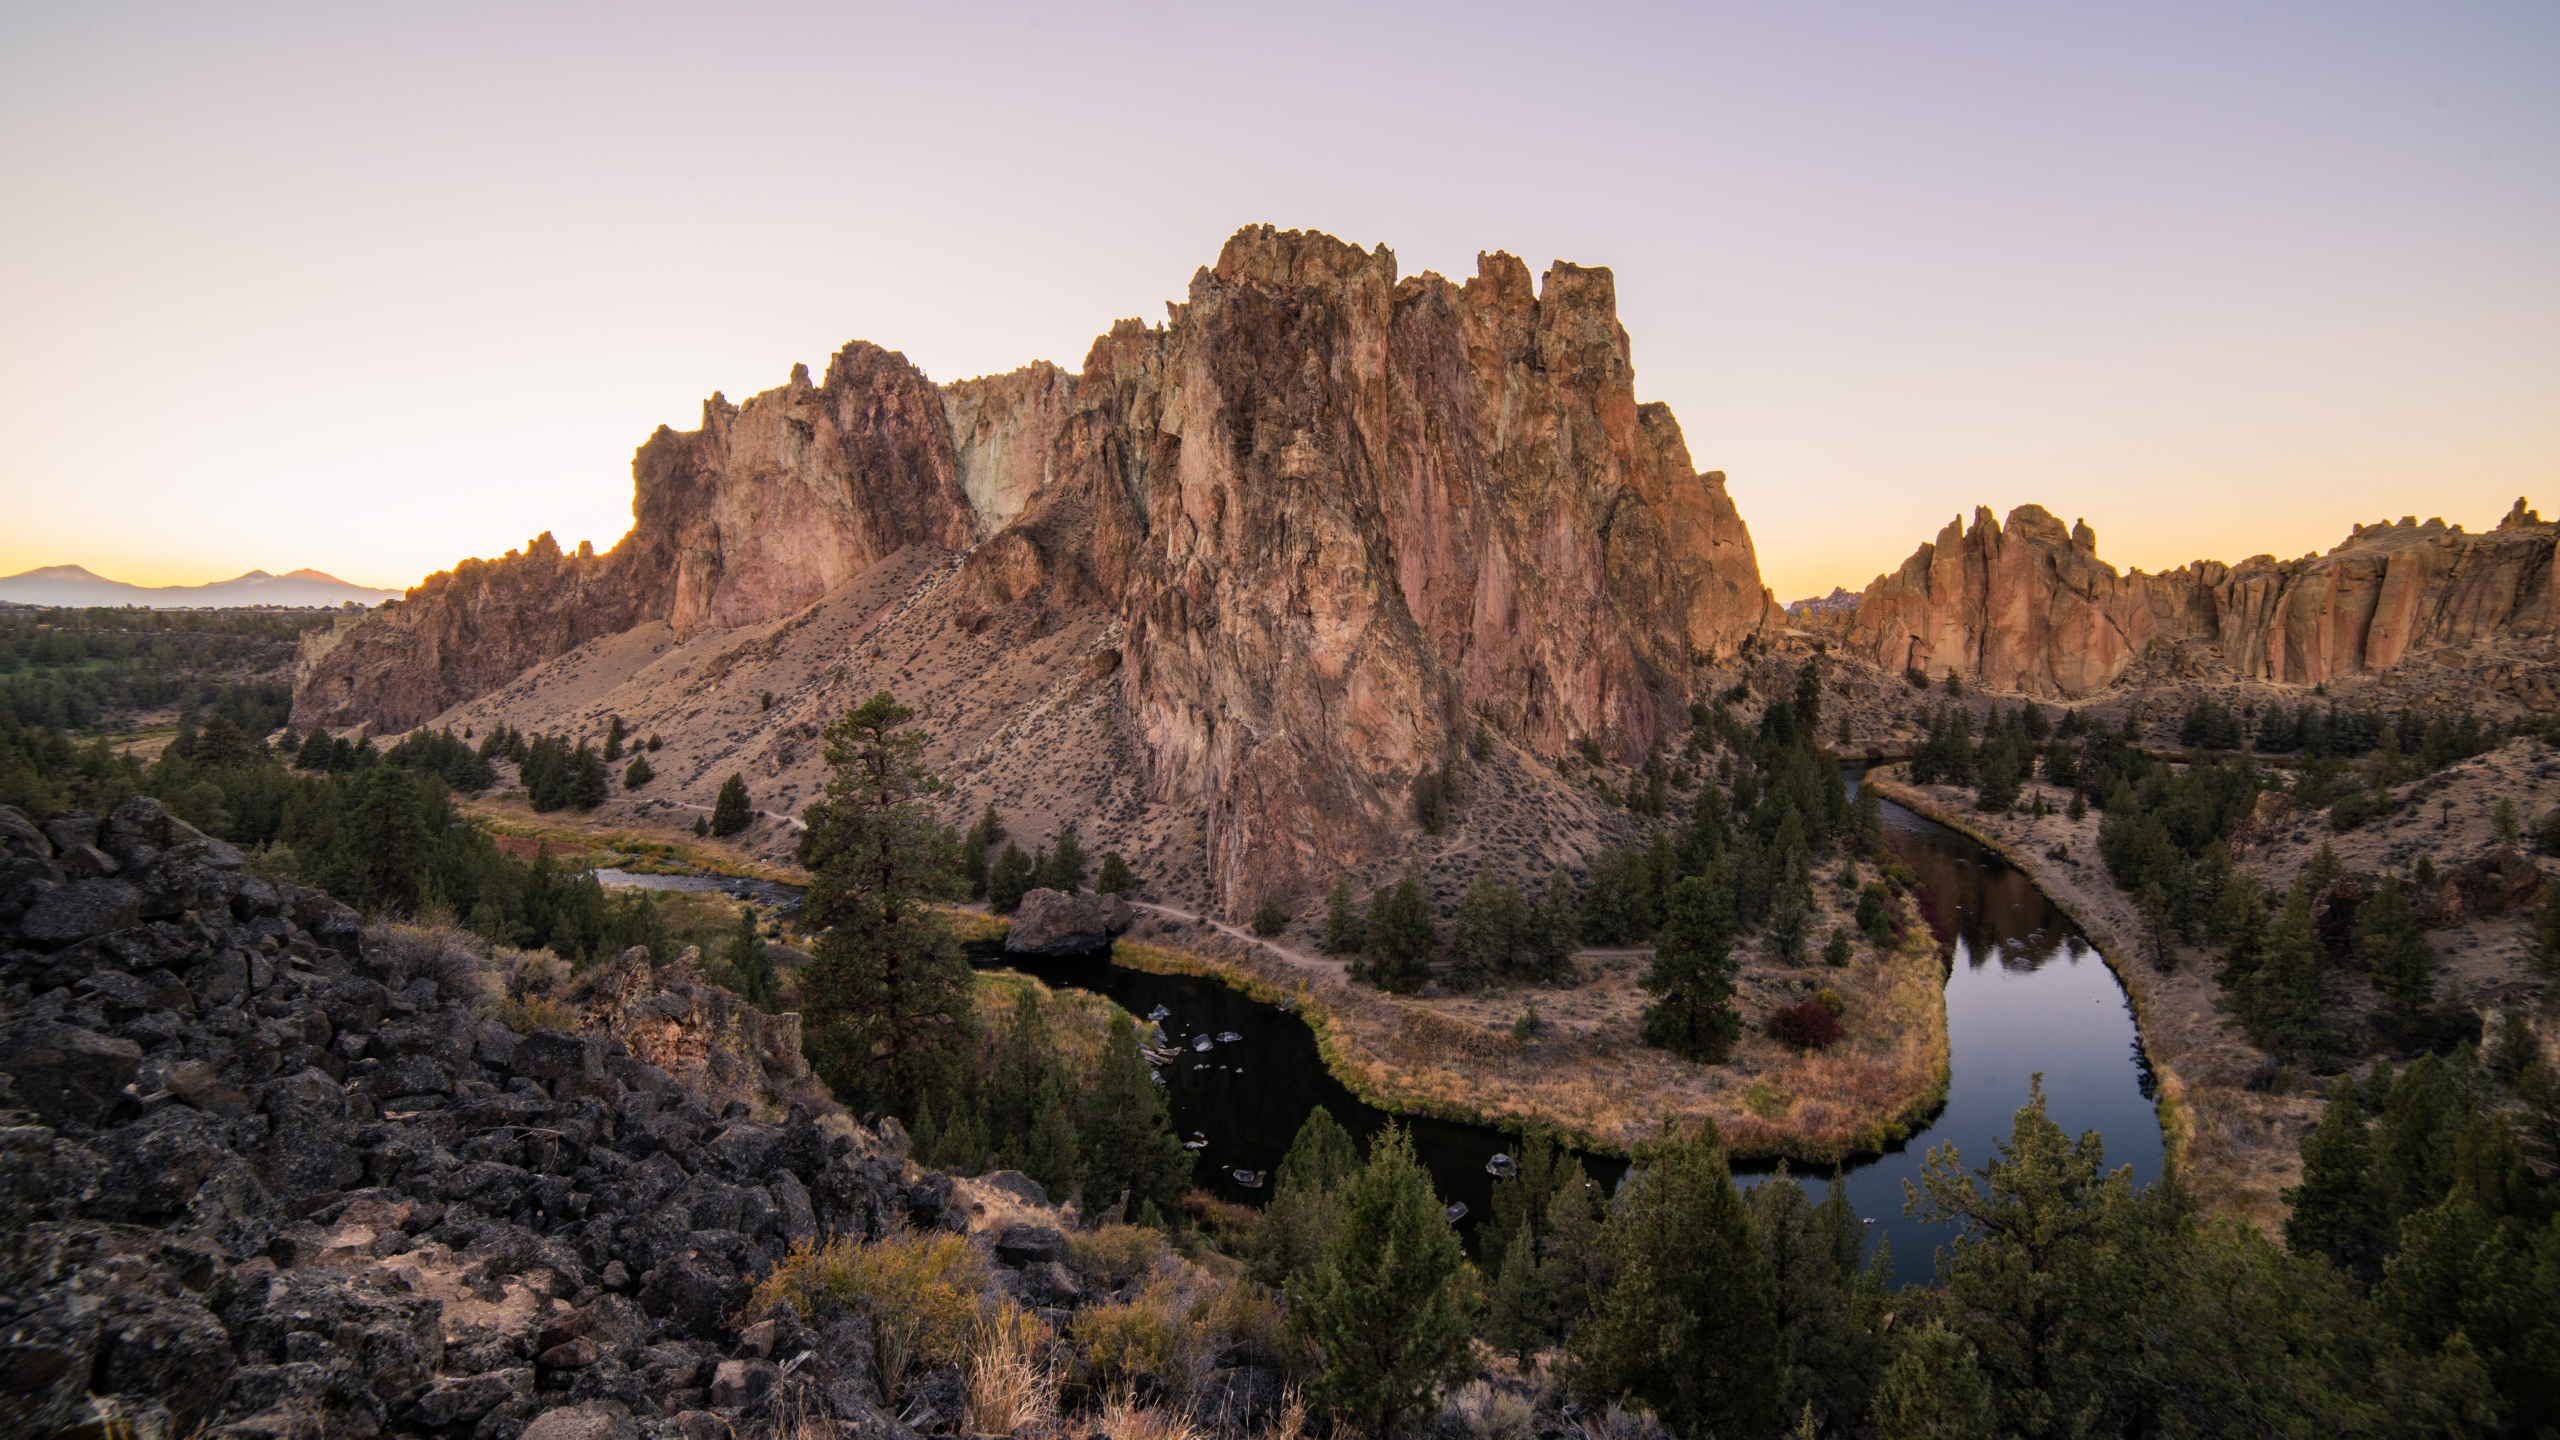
left=1846, top=500, right=2559, bottom=698
left=294, top=226, right=1784, bottom=909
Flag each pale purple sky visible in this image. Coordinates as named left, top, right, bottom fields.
left=3, top=2, right=2553, bottom=601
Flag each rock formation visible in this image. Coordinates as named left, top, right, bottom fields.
left=1002, top=888, right=1134, bottom=957
left=294, top=227, right=1786, bottom=912
left=0, top=798, right=1166, bottom=1436
left=1844, top=501, right=2560, bottom=699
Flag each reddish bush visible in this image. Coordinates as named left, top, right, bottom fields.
left=1768, top=1000, right=1846, bottom=1049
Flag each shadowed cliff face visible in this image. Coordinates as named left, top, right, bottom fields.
left=292, top=225, right=1782, bottom=912
left=1848, top=501, right=2560, bottom=698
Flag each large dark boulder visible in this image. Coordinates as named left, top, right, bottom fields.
left=1003, top=887, right=1134, bottom=956
left=0, top=1021, right=143, bottom=1127
left=993, top=1222, right=1071, bottom=1268
left=18, top=877, right=143, bottom=949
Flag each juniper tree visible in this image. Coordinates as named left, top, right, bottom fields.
left=568, top=742, right=608, bottom=810
left=1077, top=1015, right=1189, bottom=1216
left=710, top=771, right=753, bottom=836
left=622, top=755, right=653, bottom=789
left=1293, top=1124, right=1477, bottom=1435
left=719, top=906, right=777, bottom=1009
left=1046, top=824, right=1089, bottom=892
left=1367, top=865, right=1436, bottom=993
left=794, top=692, right=975, bottom=1122
left=1250, top=1105, right=1363, bottom=1288
left=1447, top=865, right=1524, bottom=990
left=988, top=841, right=1035, bottom=913
left=1569, top=1116, right=1782, bottom=1438
left=1642, top=872, right=1742, bottom=1061
left=1095, top=851, right=1135, bottom=894
left=1484, top=1218, right=1549, bottom=1370
left=2357, top=877, right=2438, bottom=1040
left=1322, top=877, right=1365, bottom=954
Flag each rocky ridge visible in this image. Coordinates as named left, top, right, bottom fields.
left=1843, top=500, right=2560, bottom=700
left=294, top=226, right=1787, bottom=913
left=0, top=799, right=1177, bottom=1439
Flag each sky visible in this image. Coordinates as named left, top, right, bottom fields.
left=1, top=2, right=2553, bottom=603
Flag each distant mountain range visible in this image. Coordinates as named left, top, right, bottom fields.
left=0, top=564, right=403, bottom=610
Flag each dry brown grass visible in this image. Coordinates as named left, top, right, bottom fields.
left=1096, top=1388, right=1209, bottom=1440
left=964, top=1303, right=1059, bottom=1435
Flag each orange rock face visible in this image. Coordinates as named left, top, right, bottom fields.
left=292, top=226, right=1784, bottom=912
left=1846, top=504, right=2559, bottom=698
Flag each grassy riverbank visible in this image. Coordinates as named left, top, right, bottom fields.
left=1106, top=911, right=1950, bottom=1164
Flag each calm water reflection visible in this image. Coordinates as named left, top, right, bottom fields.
left=976, top=773, right=2163, bottom=1287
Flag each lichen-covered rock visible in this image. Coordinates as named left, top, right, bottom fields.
left=1004, top=888, right=1133, bottom=956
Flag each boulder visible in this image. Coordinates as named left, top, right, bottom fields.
left=521, top=1398, right=640, bottom=1440
left=993, top=1222, right=1070, bottom=1268
left=1003, top=888, right=1133, bottom=956
left=0, top=1021, right=143, bottom=1127
left=18, top=877, right=143, bottom=948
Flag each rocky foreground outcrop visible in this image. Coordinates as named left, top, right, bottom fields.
left=0, top=800, right=1162, bottom=1439
left=1844, top=500, right=2560, bottom=698
left=295, top=226, right=1786, bottom=912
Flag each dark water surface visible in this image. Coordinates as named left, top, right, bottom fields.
left=982, top=776, right=2163, bottom=1286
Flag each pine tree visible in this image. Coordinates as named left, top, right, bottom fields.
left=2358, top=877, right=2438, bottom=1040
left=1322, top=877, right=1365, bottom=954
left=1251, top=895, right=1287, bottom=936
left=1872, top=1324, right=1994, bottom=1440
left=2282, top=1085, right=2384, bottom=1282
left=720, top=906, right=777, bottom=1009
left=1292, top=1124, right=1477, bottom=1436
left=1823, top=926, right=1854, bottom=967
left=1484, top=1217, right=1548, bottom=1369
left=1076, top=1015, right=1189, bottom=1215
left=1251, top=1106, right=1362, bottom=1289
left=622, top=755, right=654, bottom=789
left=1367, top=865, right=1436, bottom=993
left=710, top=772, right=753, bottom=836
left=1047, top=824, right=1089, bottom=892
left=1022, top=1077, right=1081, bottom=1202
left=988, top=841, right=1035, bottom=913
left=347, top=766, right=429, bottom=914
left=1641, top=872, right=1742, bottom=1061
left=793, top=692, right=976, bottom=1122
left=1526, top=865, right=1579, bottom=980
left=987, top=985, right=1054, bottom=1153
left=1536, top=1158, right=1609, bottom=1336
left=603, top=715, right=625, bottom=761
left=296, top=728, right=334, bottom=770
left=1447, top=865, right=1520, bottom=991
left=1095, top=851, right=1135, bottom=894
left=569, top=741, right=607, bottom=810
left=1569, top=1115, right=1782, bottom=1438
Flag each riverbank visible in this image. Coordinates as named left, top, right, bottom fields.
left=1856, top=769, right=2301, bottom=1228
left=1085, top=896, right=1951, bottom=1165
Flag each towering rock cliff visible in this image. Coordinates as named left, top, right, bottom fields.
left=293, top=226, right=1784, bottom=910
left=1846, top=500, right=2560, bottom=698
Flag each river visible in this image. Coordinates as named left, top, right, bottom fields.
left=978, top=774, right=2163, bottom=1287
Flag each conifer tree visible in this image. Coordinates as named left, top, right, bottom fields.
left=1484, top=1217, right=1548, bottom=1370
left=1251, top=895, right=1288, bottom=936
left=347, top=766, right=429, bottom=914
left=1872, top=1324, right=1994, bottom=1440
left=794, top=692, right=975, bottom=1122
left=2358, top=877, right=2438, bottom=1040
left=720, top=906, right=777, bottom=1009
left=622, top=755, right=653, bottom=789
left=1569, top=1115, right=1782, bottom=1438
left=1047, top=823, right=1089, bottom=892
left=603, top=714, right=625, bottom=761
left=1322, top=877, right=1365, bottom=954
left=1447, top=865, right=1522, bottom=991
left=988, top=841, right=1035, bottom=913
left=1076, top=1015, right=1189, bottom=1215
left=1642, top=872, right=1742, bottom=1060
left=2282, top=1085, right=2384, bottom=1282
left=710, top=771, right=753, bottom=836
left=1250, top=1105, right=1362, bottom=1288
left=1537, top=1158, right=1609, bottom=1338
left=1367, top=865, right=1436, bottom=993
left=1095, top=851, right=1135, bottom=894
left=1292, top=1124, right=1477, bottom=1435
left=569, top=741, right=607, bottom=810
left=1526, top=865, right=1580, bottom=980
